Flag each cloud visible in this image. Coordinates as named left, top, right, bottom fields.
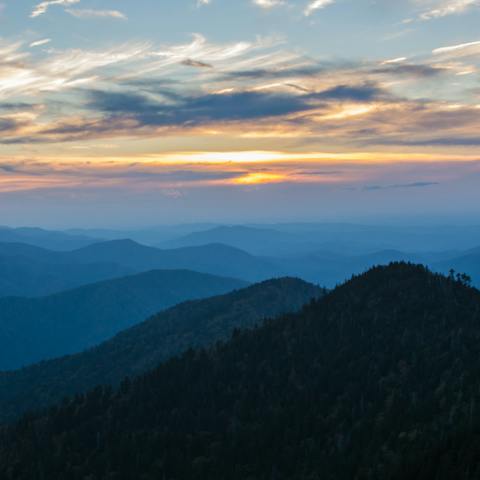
left=0, top=40, right=150, bottom=99
left=382, top=57, right=408, bottom=65
left=0, top=31, right=478, bottom=153
left=372, top=63, right=446, bottom=78
left=29, top=38, right=51, bottom=48
left=87, top=89, right=314, bottom=126
left=433, top=40, right=480, bottom=55
left=197, top=0, right=211, bottom=6
left=419, top=0, right=479, bottom=19
left=304, top=0, right=335, bottom=16
left=66, top=9, right=127, bottom=20
left=181, top=58, right=214, bottom=68
left=313, top=84, right=386, bottom=101
left=31, top=0, right=80, bottom=18
left=364, top=182, right=439, bottom=191
left=252, top=0, right=285, bottom=8
left=394, top=136, right=480, bottom=146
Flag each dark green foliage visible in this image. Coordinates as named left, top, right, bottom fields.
left=0, top=277, right=322, bottom=423
left=1, top=263, right=480, bottom=479
left=391, top=429, right=480, bottom=480
left=434, top=249, right=480, bottom=288
left=0, top=270, right=246, bottom=371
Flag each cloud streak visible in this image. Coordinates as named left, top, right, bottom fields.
left=66, top=9, right=127, bottom=20
left=304, top=0, right=335, bottom=16
left=31, top=0, right=80, bottom=18
left=419, top=0, right=479, bottom=19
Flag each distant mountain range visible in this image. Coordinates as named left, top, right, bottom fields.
left=1, top=235, right=479, bottom=300
left=12, top=222, right=480, bottom=257
left=0, top=226, right=98, bottom=251
left=0, top=243, right=132, bottom=297
left=0, top=277, right=322, bottom=423
left=2, top=264, right=480, bottom=478
left=164, top=223, right=480, bottom=256
left=66, top=239, right=277, bottom=281
left=0, top=240, right=276, bottom=297
left=0, top=269, right=246, bottom=371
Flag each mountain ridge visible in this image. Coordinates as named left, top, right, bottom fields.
left=0, top=269, right=246, bottom=371
left=2, top=263, right=480, bottom=478
left=0, top=277, right=322, bottom=423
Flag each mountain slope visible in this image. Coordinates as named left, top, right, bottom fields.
left=0, top=278, right=322, bottom=423
left=2, top=264, right=480, bottom=479
left=0, top=226, right=98, bottom=250
left=165, top=225, right=308, bottom=256
left=0, top=270, right=246, bottom=371
left=0, top=252, right=132, bottom=298
left=0, top=239, right=277, bottom=297
left=433, top=249, right=480, bottom=287
left=67, top=239, right=278, bottom=281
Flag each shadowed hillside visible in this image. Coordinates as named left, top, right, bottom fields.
left=0, top=278, right=323, bottom=423
left=0, top=270, right=246, bottom=371
left=1, top=264, right=480, bottom=479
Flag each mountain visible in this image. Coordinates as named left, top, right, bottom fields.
left=0, top=270, right=246, bottom=371
left=65, top=239, right=278, bottom=282
left=433, top=248, right=480, bottom=287
left=0, top=245, right=132, bottom=297
left=167, top=223, right=480, bottom=256
left=164, top=225, right=314, bottom=256
left=2, top=264, right=480, bottom=479
left=270, top=249, right=420, bottom=287
left=390, top=428, right=480, bottom=480
left=0, top=226, right=98, bottom=250
left=0, top=278, right=322, bottom=423
left=0, top=240, right=277, bottom=297
left=67, top=224, right=218, bottom=246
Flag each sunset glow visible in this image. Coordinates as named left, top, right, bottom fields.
left=0, top=0, right=479, bottom=225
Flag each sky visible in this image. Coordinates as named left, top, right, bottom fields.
left=0, top=0, right=479, bottom=227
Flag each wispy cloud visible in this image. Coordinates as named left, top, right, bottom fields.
left=364, top=182, right=439, bottom=191
left=433, top=39, right=480, bottom=55
left=0, top=31, right=478, bottom=155
left=66, top=9, right=127, bottom=20
left=252, top=0, right=285, bottom=9
left=419, top=0, right=479, bottom=20
left=304, top=0, right=335, bottom=16
left=31, top=0, right=80, bottom=18
left=29, top=38, right=51, bottom=48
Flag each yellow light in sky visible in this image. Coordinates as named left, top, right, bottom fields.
left=233, top=172, right=286, bottom=185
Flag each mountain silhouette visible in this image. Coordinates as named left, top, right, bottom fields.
left=0, top=270, right=246, bottom=371
left=1, top=263, right=479, bottom=479
left=0, top=277, right=322, bottom=423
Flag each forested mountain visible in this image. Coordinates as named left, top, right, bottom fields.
left=433, top=248, right=480, bottom=287
left=0, top=226, right=98, bottom=250
left=390, top=428, right=480, bottom=480
left=0, top=270, right=245, bottom=371
left=1, top=263, right=480, bottom=479
left=1, top=234, right=478, bottom=299
left=0, top=278, right=322, bottom=423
